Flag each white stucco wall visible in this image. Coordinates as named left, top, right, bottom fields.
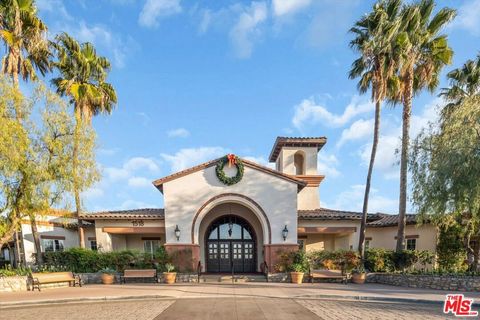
left=278, top=147, right=318, bottom=175
left=94, top=219, right=165, bottom=252
left=298, top=219, right=362, bottom=252
left=21, top=215, right=80, bottom=264
left=162, top=165, right=298, bottom=245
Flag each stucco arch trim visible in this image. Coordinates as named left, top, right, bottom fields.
left=191, top=193, right=272, bottom=245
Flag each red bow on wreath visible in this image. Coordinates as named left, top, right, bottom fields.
left=227, top=154, right=237, bottom=167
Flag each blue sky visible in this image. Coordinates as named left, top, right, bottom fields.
left=35, top=0, right=480, bottom=214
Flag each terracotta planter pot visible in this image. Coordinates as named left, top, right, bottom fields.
left=163, top=272, right=177, bottom=284
left=290, top=272, right=304, bottom=284
left=101, top=273, right=115, bottom=285
left=352, top=273, right=366, bottom=284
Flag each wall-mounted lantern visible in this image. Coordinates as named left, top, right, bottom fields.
left=174, top=225, right=180, bottom=241
left=282, top=225, right=288, bottom=241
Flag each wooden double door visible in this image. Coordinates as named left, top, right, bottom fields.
left=206, top=240, right=255, bottom=273
left=205, top=215, right=257, bottom=273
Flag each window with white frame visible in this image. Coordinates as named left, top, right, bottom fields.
left=42, top=239, right=64, bottom=252
left=406, top=238, right=417, bottom=250
left=143, top=240, right=160, bottom=256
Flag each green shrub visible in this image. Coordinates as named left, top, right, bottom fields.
left=309, top=250, right=360, bottom=272
left=436, top=225, right=468, bottom=272
left=0, top=266, right=31, bottom=277
left=392, top=250, right=418, bottom=271
left=43, top=247, right=172, bottom=273
left=287, top=251, right=309, bottom=273
left=364, top=248, right=395, bottom=272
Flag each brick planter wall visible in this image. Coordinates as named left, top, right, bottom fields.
left=0, top=276, right=28, bottom=292
left=367, top=273, right=480, bottom=292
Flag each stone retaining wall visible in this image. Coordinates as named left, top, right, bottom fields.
left=0, top=276, right=28, bottom=292
left=367, top=273, right=480, bottom=292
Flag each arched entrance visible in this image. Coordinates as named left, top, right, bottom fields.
left=205, top=215, right=256, bottom=273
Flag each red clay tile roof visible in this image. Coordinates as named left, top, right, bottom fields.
left=80, top=208, right=165, bottom=220
left=269, top=136, right=327, bottom=162
left=298, top=208, right=366, bottom=220
left=367, top=214, right=420, bottom=227
left=152, top=156, right=307, bottom=192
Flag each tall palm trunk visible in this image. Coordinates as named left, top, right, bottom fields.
left=29, top=214, right=43, bottom=265
left=359, top=99, right=381, bottom=260
left=396, top=67, right=413, bottom=252
left=73, top=107, right=85, bottom=248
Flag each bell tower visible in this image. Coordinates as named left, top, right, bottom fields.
left=269, top=137, right=326, bottom=210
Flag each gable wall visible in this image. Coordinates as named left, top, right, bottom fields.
left=163, top=165, right=298, bottom=245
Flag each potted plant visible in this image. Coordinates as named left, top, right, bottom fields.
left=163, top=263, right=176, bottom=284
left=351, top=265, right=366, bottom=284
left=288, top=251, right=309, bottom=284
left=99, top=268, right=116, bottom=285
left=289, top=263, right=307, bottom=284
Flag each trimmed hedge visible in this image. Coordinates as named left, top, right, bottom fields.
left=43, top=247, right=170, bottom=273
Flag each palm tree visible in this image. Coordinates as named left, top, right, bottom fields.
left=51, top=33, right=117, bottom=248
left=440, top=54, right=480, bottom=114
left=0, top=0, right=50, bottom=265
left=0, top=0, right=50, bottom=87
left=349, top=0, right=401, bottom=261
left=394, top=0, right=455, bottom=252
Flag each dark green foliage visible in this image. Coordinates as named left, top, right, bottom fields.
left=364, top=248, right=395, bottom=272
left=309, top=250, right=360, bottom=272
left=436, top=225, right=468, bottom=272
left=43, top=247, right=172, bottom=273
left=364, top=248, right=422, bottom=272
left=273, top=250, right=309, bottom=273
left=215, top=155, right=244, bottom=186
left=392, top=250, right=418, bottom=271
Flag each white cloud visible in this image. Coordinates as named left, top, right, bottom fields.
left=329, top=184, right=397, bottom=214
left=292, top=95, right=374, bottom=130
left=272, top=0, right=311, bottom=17
left=98, top=147, right=120, bottom=156
left=75, top=22, right=136, bottom=68
left=104, top=157, right=159, bottom=182
left=36, top=0, right=71, bottom=20
left=82, top=187, right=104, bottom=199
left=124, top=157, right=160, bottom=172
left=161, top=147, right=228, bottom=172
left=317, top=152, right=340, bottom=178
left=198, top=9, right=212, bottom=34
left=454, top=0, right=480, bottom=35
left=167, top=128, right=190, bottom=138
left=128, top=176, right=152, bottom=188
left=229, top=1, right=268, bottom=59
left=104, top=167, right=130, bottom=181
left=358, top=97, right=442, bottom=180
left=337, top=118, right=374, bottom=148
left=138, top=0, right=182, bottom=28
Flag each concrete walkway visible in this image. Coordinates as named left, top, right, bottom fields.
left=1, top=282, right=477, bottom=307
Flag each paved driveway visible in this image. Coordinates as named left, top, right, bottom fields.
left=1, top=298, right=451, bottom=320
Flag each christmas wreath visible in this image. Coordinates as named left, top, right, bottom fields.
left=215, top=154, right=244, bottom=185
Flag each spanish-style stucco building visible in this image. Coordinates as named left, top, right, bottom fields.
left=3, top=137, right=437, bottom=271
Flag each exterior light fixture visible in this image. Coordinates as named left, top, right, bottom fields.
left=174, top=225, right=180, bottom=241
left=282, top=225, right=288, bottom=241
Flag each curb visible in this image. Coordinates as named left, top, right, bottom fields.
left=0, top=295, right=171, bottom=308
left=2, top=293, right=471, bottom=308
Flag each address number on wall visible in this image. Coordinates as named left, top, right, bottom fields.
left=131, top=220, right=144, bottom=226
